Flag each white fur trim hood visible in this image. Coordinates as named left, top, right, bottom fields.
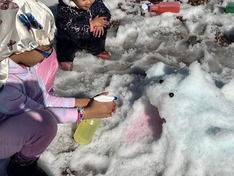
left=62, top=0, right=77, bottom=7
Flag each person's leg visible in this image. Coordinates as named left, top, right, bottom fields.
left=88, top=30, right=107, bottom=55
left=0, top=109, right=57, bottom=176
left=87, top=29, right=111, bottom=60
left=56, top=38, right=78, bottom=71
left=37, top=49, right=59, bottom=92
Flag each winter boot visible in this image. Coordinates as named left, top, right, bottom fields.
left=96, top=51, right=111, bottom=60
left=59, top=62, right=73, bottom=71
left=7, top=154, right=48, bottom=176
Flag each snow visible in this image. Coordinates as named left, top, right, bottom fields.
left=2, top=0, right=234, bottom=175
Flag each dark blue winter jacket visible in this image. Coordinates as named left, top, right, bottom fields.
left=56, top=0, right=111, bottom=40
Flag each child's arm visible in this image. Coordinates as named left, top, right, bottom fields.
left=90, top=16, right=109, bottom=28
left=46, top=98, right=116, bottom=123
left=0, top=84, right=45, bottom=115
left=93, top=26, right=104, bottom=38
left=74, top=98, right=91, bottom=107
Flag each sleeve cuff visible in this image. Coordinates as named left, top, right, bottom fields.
left=90, top=21, right=94, bottom=32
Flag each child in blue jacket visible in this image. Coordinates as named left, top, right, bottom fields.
left=56, top=0, right=112, bottom=71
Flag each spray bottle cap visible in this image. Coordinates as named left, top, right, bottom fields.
left=94, top=95, right=118, bottom=102
left=141, top=1, right=152, bottom=11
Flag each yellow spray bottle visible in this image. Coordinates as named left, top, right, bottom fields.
left=73, top=95, right=117, bottom=145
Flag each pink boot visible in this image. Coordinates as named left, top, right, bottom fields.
left=96, top=51, right=111, bottom=60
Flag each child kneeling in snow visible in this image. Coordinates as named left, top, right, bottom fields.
left=0, top=1, right=116, bottom=175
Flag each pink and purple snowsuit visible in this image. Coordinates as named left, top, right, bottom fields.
left=0, top=58, right=78, bottom=160
left=0, top=0, right=75, bottom=161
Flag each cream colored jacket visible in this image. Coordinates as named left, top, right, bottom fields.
left=0, top=0, right=56, bottom=88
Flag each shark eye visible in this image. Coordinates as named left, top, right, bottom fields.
left=169, top=93, right=174, bottom=97
left=159, top=80, right=164, bottom=84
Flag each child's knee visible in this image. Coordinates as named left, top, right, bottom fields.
left=33, top=109, right=58, bottom=139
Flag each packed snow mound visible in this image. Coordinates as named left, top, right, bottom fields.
left=145, top=61, right=234, bottom=175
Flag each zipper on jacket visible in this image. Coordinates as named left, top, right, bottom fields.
left=88, top=9, right=92, bottom=21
